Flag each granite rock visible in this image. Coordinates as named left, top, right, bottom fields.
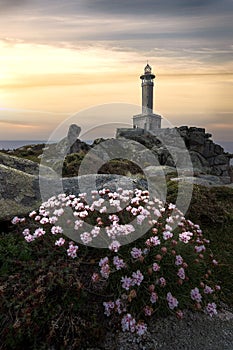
left=116, top=126, right=233, bottom=183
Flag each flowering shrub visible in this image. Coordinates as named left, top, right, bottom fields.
left=13, top=188, right=221, bottom=337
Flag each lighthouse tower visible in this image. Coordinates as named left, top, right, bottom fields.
left=133, top=64, right=161, bottom=131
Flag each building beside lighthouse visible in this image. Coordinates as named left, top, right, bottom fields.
left=133, top=64, right=161, bottom=131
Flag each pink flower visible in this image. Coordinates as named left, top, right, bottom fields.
left=179, top=231, right=193, bottom=243
left=205, top=302, right=217, bottom=317
left=67, top=243, right=78, bottom=258
left=177, top=267, right=185, bottom=280
left=175, top=255, right=183, bottom=266
left=168, top=203, right=176, bottom=210
left=103, top=301, right=115, bottom=316
left=195, top=245, right=206, bottom=253
left=136, top=322, right=147, bottom=336
left=204, top=285, right=214, bottom=294
left=115, top=299, right=126, bottom=314
left=91, top=273, right=100, bottom=283
left=167, top=292, right=179, bottom=310
left=55, top=237, right=65, bottom=246
left=132, top=270, right=144, bottom=286
left=109, top=240, right=121, bottom=252
left=22, top=228, right=30, bottom=236
left=80, top=232, right=92, bottom=244
left=40, top=217, right=49, bottom=225
left=113, top=256, right=126, bottom=270
left=100, top=264, right=110, bottom=279
left=51, top=225, right=63, bottom=235
left=34, top=228, right=46, bottom=238
left=121, top=276, right=133, bottom=290
left=29, top=210, right=37, bottom=218
left=99, top=206, right=107, bottom=213
left=150, top=292, right=158, bottom=304
left=165, top=224, right=173, bottom=231
left=49, top=216, right=58, bottom=224
left=90, top=226, right=100, bottom=238
left=24, top=234, right=35, bottom=242
left=121, top=314, right=136, bottom=333
left=163, top=231, right=173, bottom=240
left=109, top=214, right=120, bottom=223
left=144, top=305, right=153, bottom=316
left=11, top=216, right=21, bottom=224
left=99, top=257, right=109, bottom=267
left=159, top=277, right=166, bottom=287
left=137, top=214, right=146, bottom=225
left=190, top=287, right=202, bottom=302
left=152, top=263, right=160, bottom=272
left=146, top=236, right=160, bottom=247
left=74, top=219, right=83, bottom=230
left=166, top=216, right=174, bottom=224
left=131, top=247, right=142, bottom=259
left=53, top=208, right=64, bottom=217
left=78, top=210, right=88, bottom=218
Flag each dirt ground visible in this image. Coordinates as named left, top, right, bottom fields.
left=84, top=305, right=233, bottom=350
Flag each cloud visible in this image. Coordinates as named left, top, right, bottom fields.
left=0, top=119, right=36, bottom=127
left=82, top=0, right=233, bottom=16
left=0, top=0, right=28, bottom=12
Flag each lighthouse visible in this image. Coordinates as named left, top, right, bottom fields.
left=141, top=63, right=155, bottom=115
left=133, top=64, right=161, bottom=131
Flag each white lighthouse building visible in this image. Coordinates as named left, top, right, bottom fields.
left=133, top=63, right=161, bottom=131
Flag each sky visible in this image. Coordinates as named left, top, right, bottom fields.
left=0, top=0, right=232, bottom=142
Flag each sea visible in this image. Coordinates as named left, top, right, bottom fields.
left=0, top=140, right=48, bottom=150
left=0, top=140, right=92, bottom=150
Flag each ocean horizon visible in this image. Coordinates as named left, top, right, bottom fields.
left=0, top=139, right=94, bottom=150
left=0, top=140, right=50, bottom=150
left=0, top=139, right=232, bottom=151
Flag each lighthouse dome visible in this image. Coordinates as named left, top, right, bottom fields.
left=144, top=63, right=152, bottom=74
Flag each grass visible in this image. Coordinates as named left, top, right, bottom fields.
left=1, top=144, right=45, bottom=164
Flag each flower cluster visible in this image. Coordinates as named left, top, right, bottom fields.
left=92, top=190, right=221, bottom=335
left=14, top=188, right=155, bottom=255
left=13, top=187, right=221, bottom=337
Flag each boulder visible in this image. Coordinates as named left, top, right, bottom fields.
left=0, top=164, right=41, bottom=221
left=0, top=152, right=39, bottom=175
left=171, top=176, right=218, bottom=187
left=144, top=165, right=177, bottom=177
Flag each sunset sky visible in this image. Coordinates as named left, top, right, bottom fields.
left=0, top=0, right=232, bottom=142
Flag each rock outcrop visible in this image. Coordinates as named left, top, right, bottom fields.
left=116, top=126, right=233, bottom=184
left=1, top=124, right=232, bottom=221
left=0, top=163, right=40, bottom=221
left=0, top=152, right=40, bottom=175
left=0, top=151, right=142, bottom=221
left=0, top=152, right=56, bottom=220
